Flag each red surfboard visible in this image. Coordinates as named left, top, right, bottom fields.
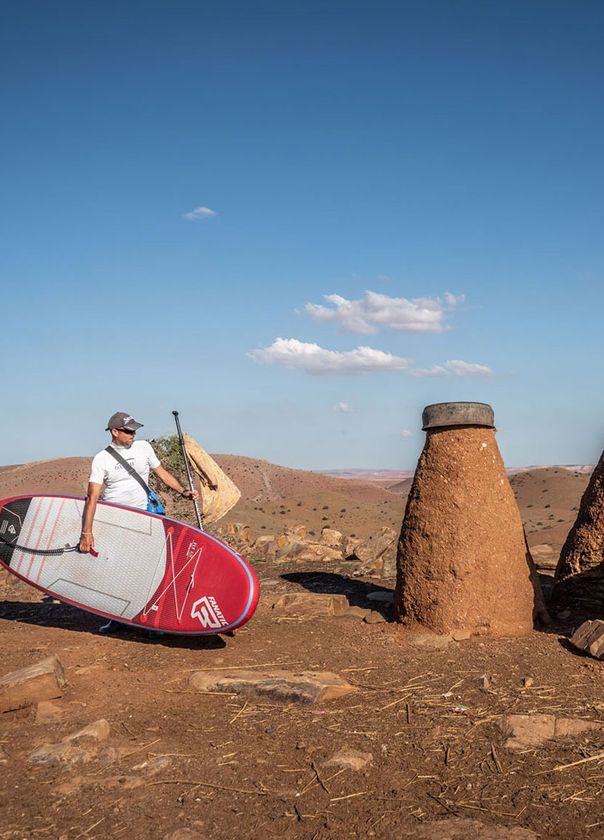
left=0, top=495, right=259, bottom=635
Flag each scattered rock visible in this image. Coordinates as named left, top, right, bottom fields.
left=30, top=718, right=111, bottom=766
left=521, top=676, right=534, bottom=688
left=478, top=674, right=491, bottom=690
left=408, top=817, right=537, bottom=839
left=363, top=610, right=386, bottom=624
left=452, top=629, right=473, bottom=641
left=287, top=524, right=307, bottom=541
left=321, top=527, right=344, bottom=548
left=189, top=669, right=355, bottom=704
left=132, top=755, right=171, bottom=776
left=275, top=541, right=344, bottom=563
left=500, top=713, right=603, bottom=750
left=225, top=523, right=253, bottom=545
left=271, top=593, right=349, bottom=617
left=569, top=619, right=604, bottom=659
left=0, top=745, right=8, bottom=765
left=35, top=700, right=64, bottom=724
left=250, top=535, right=278, bottom=559
left=343, top=605, right=373, bottom=620
left=530, top=543, right=558, bottom=570
left=0, top=655, right=66, bottom=714
left=324, top=747, right=373, bottom=771
left=353, top=527, right=397, bottom=576
left=410, top=632, right=452, bottom=649
left=366, top=590, right=394, bottom=604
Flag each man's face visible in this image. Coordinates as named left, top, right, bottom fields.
left=111, top=428, right=137, bottom=448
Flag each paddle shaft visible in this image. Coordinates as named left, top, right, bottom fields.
left=172, top=410, right=204, bottom=531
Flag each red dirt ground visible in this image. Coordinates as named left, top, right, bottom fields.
left=0, top=455, right=601, bottom=840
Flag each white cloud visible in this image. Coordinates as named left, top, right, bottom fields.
left=183, top=206, right=217, bottom=221
left=250, top=338, right=492, bottom=378
left=249, top=338, right=413, bottom=376
left=305, top=290, right=464, bottom=335
left=411, top=359, right=492, bottom=377
left=334, top=402, right=354, bottom=413
left=400, top=429, right=413, bottom=438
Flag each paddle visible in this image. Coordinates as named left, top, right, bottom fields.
left=172, top=410, right=204, bottom=531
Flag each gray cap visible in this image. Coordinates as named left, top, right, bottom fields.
left=105, top=412, right=144, bottom=431
left=422, top=402, right=495, bottom=431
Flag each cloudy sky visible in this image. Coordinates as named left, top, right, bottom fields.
left=1, top=1, right=603, bottom=469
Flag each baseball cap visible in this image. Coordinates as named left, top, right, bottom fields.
left=105, top=412, right=144, bottom=431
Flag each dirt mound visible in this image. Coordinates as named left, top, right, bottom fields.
left=395, top=426, right=544, bottom=637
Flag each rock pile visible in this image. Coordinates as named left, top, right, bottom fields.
left=394, top=402, right=546, bottom=637
left=220, top=522, right=398, bottom=578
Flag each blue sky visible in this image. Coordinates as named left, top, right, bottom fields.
left=1, top=1, right=603, bottom=470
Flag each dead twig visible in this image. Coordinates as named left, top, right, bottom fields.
left=427, top=793, right=458, bottom=816
left=75, top=818, right=104, bottom=839
left=490, top=743, right=503, bottom=774
left=229, top=701, right=249, bottom=725
left=148, top=779, right=272, bottom=796
left=311, top=760, right=331, bottom=794
left=330, top=791, right=367, bottom=802
left=536, top=751, right=604, bottom=775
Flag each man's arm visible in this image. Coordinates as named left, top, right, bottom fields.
left=79, top=482, right=104, bottom=553
left=152, top=465, right=199, bottom=500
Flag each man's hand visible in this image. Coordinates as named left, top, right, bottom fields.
left=79, top=532, right=95, bottom=553
left=181, top=488, right=199, bottom=501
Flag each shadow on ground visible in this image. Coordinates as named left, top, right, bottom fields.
left=280, top=571, right=394, bottom=619
left=0, top=598, right=227, bottom=648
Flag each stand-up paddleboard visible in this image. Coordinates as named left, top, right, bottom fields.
left=0, top=495, right=259, bottom=635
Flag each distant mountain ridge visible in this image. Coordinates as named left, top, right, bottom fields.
left=321, top=465, right=594, bottom=481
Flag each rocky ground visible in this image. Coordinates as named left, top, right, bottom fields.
left=0, top=455, right=602, bottom=839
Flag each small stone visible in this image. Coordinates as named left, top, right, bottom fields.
left=190, top=669, right=355, bottom=704
left=529, top=543, right=558, bottom=570
left=0, top=745, right=8, bottom=765
left=0, top=655, right=66, bottom=714
left=363, top=611, right=386, bottom=624
left=132, top=755, right=171, bottom=776
left=342, top=606, right=372, bottom=620
left=324, top=747, right=373, bottom=771
left=366, top=590, right=394, bottom=604
left=568, top=620, right=604, bottom=660
left=410, top=633, right=452, bottom=649
left=500, top=714, right=602, bottom=750
left=478, top=674, right=491, bottom=690
left=452, top=629, right=472, bottom=641
left=271, top=593, right=349, bottom=617
left=29, top=719, right=111, bottom=766
left=521, top=676, right=534, bottom=688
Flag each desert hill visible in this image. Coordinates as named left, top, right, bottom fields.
left=0, top=453, right=592, bottom=552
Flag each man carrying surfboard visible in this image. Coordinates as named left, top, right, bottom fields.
left=79, top=412, right=199, bottom=635
left=79, top=412, right=198, bottom=554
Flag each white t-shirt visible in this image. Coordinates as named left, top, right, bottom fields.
left=89, top=440, right=161, bottom=509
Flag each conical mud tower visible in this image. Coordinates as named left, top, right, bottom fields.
left=394, top=402, right=545, bottom=637
left=553, top=450, right=604, bottom=614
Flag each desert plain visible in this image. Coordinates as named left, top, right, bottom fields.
left=0, top=452, right=603, bottom=840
